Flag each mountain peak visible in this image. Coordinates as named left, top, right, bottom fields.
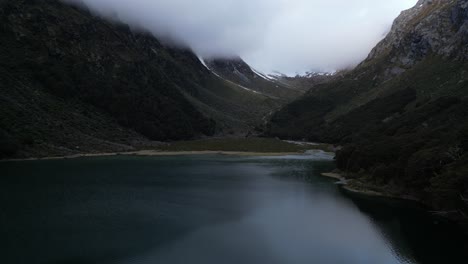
left=201, top=56, right=306, bottom=100
left=267, top=0, right=468, bottom=220
left=362, top=0, right=467, bottom=81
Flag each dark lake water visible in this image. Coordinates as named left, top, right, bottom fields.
left=1, top=151, right=467, bottom=264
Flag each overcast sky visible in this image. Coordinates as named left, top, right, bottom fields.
left=67, top=0, right=417, bottom=75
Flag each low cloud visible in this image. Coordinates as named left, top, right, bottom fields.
left=65, top=0, right=417, bottom=74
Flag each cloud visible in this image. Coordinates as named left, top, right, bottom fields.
left=64, top=0, right=418, bottom=74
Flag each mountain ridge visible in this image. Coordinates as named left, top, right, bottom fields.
left=202, top=57, right=305, bottom=100
left=267, top=0, right=468, bottom=221
left=0, top=0, right=298, bottom=158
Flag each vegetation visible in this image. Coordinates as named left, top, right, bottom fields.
left=0, top=0, right=291, bottom=159
left=267, top=56, right=468, bottom=216
left=205, top=58, right=304, bottom=100
left=266, top=0, right=468, bottom=218
left=0, top=132, right=19, bottom=158
left=158, top=137, right=330, bottom=153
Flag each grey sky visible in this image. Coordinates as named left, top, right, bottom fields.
left=66, top=0, right=417, bottom=75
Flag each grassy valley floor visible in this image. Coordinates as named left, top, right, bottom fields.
left=1, top=138, right=334, bottom=161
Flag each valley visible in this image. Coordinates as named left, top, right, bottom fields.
left=0, top=0, right=315, bottom=159
left=1, top=1, right=467, bottom=223
left=1, top=0, right=468, bottom=262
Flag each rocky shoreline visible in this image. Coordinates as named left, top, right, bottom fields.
left=321, top=172, right=421, bottom=202
left=1, top=150, right=308, bottom=162
left=321, top=171, right=468, bottom=235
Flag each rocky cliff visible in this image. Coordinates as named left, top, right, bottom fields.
left=267, top=0, right=468, bottom=220
left=365, top=0, right=468, bottom=80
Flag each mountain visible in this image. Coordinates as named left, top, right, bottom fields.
left=267, top=0, right=468, bottom=219
left=0, top=0, right=297, bottom=158
left=203, top=57, right=304, bottom=100
left=203, top=57, right=334, bottom=96
left=266, top=71, right=336, bottom=93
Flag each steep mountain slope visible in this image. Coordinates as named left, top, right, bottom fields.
left=0, top=0, right=288, bottom=158
left=268, top=0, right=468, bottom=218
left=203, top=57, right=304, bottom=100
left=267, top=72, right=336, bottom=93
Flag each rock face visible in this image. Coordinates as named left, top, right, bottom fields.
left=267, top=0, right=468, bottom=218
left=366, top=0, right=468, bottom=80
left=0, top=0, right=292, bottom=158
left=204, top=57, right=304, bottom=100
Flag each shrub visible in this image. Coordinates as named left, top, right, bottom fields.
left=0, top=139, right=19, bottom=158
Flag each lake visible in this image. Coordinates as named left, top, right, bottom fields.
left=1, top=151, right=466, bottom=264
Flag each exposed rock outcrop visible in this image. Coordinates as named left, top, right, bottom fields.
left=267, top=0, right=468, bottom=220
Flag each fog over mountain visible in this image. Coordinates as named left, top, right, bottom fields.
left=65, top=0, right=417, bottom=74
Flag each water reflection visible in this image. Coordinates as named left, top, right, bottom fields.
left=1, top=153, right=465, bottom=264
left=122, top=191, right=413, bottom=264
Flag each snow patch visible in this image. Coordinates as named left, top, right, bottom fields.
left=198, top=56, right=223, bottom=78
left=229, top=81, right=262, bottom=95
left=251, top=67, right=276, bottom=81
left=198, top=56, right=210, bottom=70
left=197, top=56, right=263, bottom=95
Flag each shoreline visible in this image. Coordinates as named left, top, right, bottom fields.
left=320, top=172, right=420, bottom=202
left=321, top=172, right=468, bottom=235
left=1, top=150, right=307, bottom=162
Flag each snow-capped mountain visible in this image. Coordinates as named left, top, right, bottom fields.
left=200, top=57, right=305, bottom=100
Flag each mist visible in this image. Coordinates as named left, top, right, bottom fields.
left=65, top=0, right=417, bottom=74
